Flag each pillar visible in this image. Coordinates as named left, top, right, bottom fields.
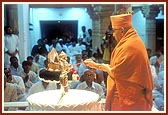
left=88, top=5, right=102, bottom=51
left=142, top=5, right=159, bottom=53
left=17, top=4, right=30, bottom=62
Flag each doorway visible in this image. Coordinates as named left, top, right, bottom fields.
left=156, top=19, right=164, bottom=52
left=40, top=20, right=78, bottom=45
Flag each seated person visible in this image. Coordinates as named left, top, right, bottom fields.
left=27, top=79, right=57, bottom=97
left=90, top=68, right=106, bottom=96
left=9, top=56, right=23, bottom=76
left=31, top=38, right=48, bottom=57
left=67, top=39, right=81, bottom=64
left=4, top=74, right=18, bottom=111
left=20, top=61, right=39, bottom=95
left=76, top=69, right=105, bottom=99
left=4, top=74, right=18, bottom=102
left=152, top=71, right=164, bottom=111
left=34, top=53, right=47, bottom=69
left=76, top=38, right=86, bottom=55
left=27, top=56, right=40, bottom=74
left=4, top=68, right=26, bottom=101
left=73, top=54, right=83, bottom=72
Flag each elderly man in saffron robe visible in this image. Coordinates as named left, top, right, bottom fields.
left=84, top=14, right=153, bottom=111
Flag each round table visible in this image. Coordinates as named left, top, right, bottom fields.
left=27, top=89, right=103, bottom=111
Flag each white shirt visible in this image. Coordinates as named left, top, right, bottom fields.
left=68, top=45, right=80, bottom=56
left=45, top=44, right=50, bottom=52
left=150, top=65, right=158, bottom=87
left=4, top=83, right=18, bottom=102
left=11, top=75, right=27, bottom=101
left=4, top=34, right=20, bottom=67
left=11, top=75, right=25, bottom=94
left=28, top=80, right=57, bottom=96
left=78, top=31, right=89, bottom=44
left=9, top=64, right=23, bottom=76
left=76, top=43, right=86, bottom=54
left=35, top=55, right=47, bottom=69
left=56, top=42, right=62, bottom=52
left=157, top=71, right=164, bottom=94
left=152, top=71, right=164, bottom=111
left=20, top=70, right=39, bottom=91
left=30, top=62, right=40, bottom=74
left=159, top=61, right=164, bottom=72
left=55, top=43, right=68, bottom=53
left=4, top=34, right=19, bottom=53
left=68, top=45, right=81, bottom=64
left=76, top=81, right=105, bottom=98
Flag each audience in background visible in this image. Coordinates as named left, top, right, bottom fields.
left=78, top=26, right=89, bottom=46
left=87, top=29, right=92, bottom=46
left=4, top=74, right=18, bottom=102
left=147, top=48, right=152, bottom=59
left=68, top=39, right=81, bottom=64
left=56, top=38, right=68, bottom=54
left=20, top=61, right=39, bottom=95
left=27, top=56, right=40, bottom=74
left=49, top=39, right=57, bottom=53
left=31, top=38, right=48, bottom=57
left=76, top=38, right=86, bottom=55
left=3, top=24, right=164, bottom=111
left=43, top=38, right=50, bottom=53
left=73, top=54, right=83, bottom=72
left=9, top=56, right=23, bottom=76
left=4, top=68, right=26, bottom=101
left=28, top=70, right=57, bottom=96
left=34, top=53, right=47, bottom=69
left=76, top=69, right=105, bottom=99
left=4, top=74, right=18, bottom=111
left=152, top=51, right=164, bottom=111
left=4, top=26, right=20, bottom=68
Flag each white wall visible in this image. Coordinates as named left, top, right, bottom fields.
left=132, top=10, right=147, bottom=46
left=29, top=7, right=92, bottom=52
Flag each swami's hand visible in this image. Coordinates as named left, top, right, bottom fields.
left=83, top=59, right=99, bottom=69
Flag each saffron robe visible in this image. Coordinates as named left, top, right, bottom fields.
left=105, top=28, right=154, bottom=111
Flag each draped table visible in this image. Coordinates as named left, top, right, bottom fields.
left=27, top=89, right=103, bottom=111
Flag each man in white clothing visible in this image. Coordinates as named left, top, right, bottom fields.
left=28, top=80, right=57, bottom=96
left=20, top=61, right=39, bottom=94
left=67, top=40, right=81, bottom=64
left=4, top=68, right=26, bottom=101
left=34, top=53, right=47, bottom=69
left=4, top=74, right=18, bottom=102
left=78, top=26, right=89, bottom=45
left=27, top=69, right=57, bottom=96
left=76, top=38, right=86, bottom=55
left=76, top=69, right=105, bottom=99
left=4, top=26, right=20, bottom=68
left=9, top=56, right=23, bottom=76
left=27, top=56, right=40, bottom=74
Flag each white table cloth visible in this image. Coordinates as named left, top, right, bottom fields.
left=27, top=89, right=103, bottom=111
